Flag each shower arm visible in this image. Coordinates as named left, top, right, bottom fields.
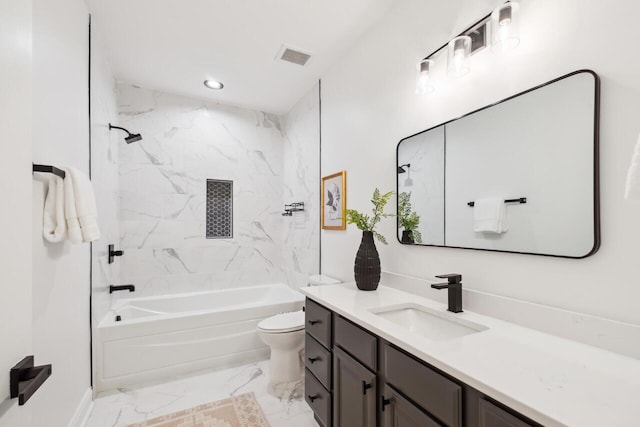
left=108, top=124, right=133, bottom=136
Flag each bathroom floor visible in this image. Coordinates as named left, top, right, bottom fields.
left=85, top=360, right=318, bottom=427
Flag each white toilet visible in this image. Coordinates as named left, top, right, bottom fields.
left=257, top=275, right=341, bottom=396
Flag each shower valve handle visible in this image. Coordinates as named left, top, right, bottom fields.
left=108, top=244, right=124, bottom=264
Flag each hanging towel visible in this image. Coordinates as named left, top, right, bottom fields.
left=625, top=133, right=640, bottom=201
left=43, top=176, right=67, bottom=242
left=473, top=197, right=508, bottom=233
left=64, top=167, right=101, bottom=243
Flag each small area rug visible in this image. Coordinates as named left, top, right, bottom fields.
left=128, top=392, right=270, bottom=427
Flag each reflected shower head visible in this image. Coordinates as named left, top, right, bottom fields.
left=109, top=123, right=143, bottom=144
left=398, top=163, right=411, bottom=173
left=125, top=133, right=142, bottom=144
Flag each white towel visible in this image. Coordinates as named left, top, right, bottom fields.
left=64, top=167, right=101, bottom=243
left=625, top=133, right=640, bottom=201
left=43, top=176, right=67, bottom=242
left=473, top=197, right=508, bottom=233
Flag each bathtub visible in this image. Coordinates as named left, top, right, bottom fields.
left=95, top=283, right=304, bottom=392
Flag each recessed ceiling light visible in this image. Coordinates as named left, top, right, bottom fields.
left=204, top=80, right=224, bottom=90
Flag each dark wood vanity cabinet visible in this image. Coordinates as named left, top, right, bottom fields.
left=304, top=298, right=541, bottom=427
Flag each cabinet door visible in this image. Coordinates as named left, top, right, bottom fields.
left=380, top=384, right=442, bottom=427
left=479, top=399, right=534, bottom=427
left=333, top=347, right=376, bottom=427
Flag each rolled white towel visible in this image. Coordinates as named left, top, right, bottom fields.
left=473, top=197, right=508, bottom=234
left=64, top=166, right=101, bottom=243
left=43, top=176, right=67, bottom=242
left=625, top=133, right=640, bottom=202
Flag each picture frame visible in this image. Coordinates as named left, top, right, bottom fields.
left=321, top=170, right=347, bottom=230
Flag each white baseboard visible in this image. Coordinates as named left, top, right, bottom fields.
left=68, top=388, right=93, bottom=427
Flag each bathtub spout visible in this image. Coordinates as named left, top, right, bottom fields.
left=109, top=284, right=135, bottom=294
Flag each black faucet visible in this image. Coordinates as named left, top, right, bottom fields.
left=109, top=284, right=135, bottom=294
left=431, top=274, right=463, bottom=313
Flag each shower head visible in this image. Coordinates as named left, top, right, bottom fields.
left=398, top=163, right=411, bottom=173
left=109, top=123, right=143, bottom=144
left=125, top=133, right=143, bottom=144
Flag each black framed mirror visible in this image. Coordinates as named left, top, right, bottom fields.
left=396, top=70, right=600, bottom=258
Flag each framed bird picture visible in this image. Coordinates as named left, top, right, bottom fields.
left=321, top=170, right=346, bottom=230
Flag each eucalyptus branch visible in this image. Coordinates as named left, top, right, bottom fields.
left=346, top=188, right=395, bottom=244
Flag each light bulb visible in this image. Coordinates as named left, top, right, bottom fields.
left=416, top=59, right=435, bottom=94
left=447, top=36, right=471, bottom=77
left=491, top=2, right=520, bottom=52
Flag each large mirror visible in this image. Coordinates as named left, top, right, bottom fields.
left=396, top=70, right=600, bottom=258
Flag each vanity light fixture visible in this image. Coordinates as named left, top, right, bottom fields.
left=414, top=1, right=521, bottom=93
left=416, top=59, right=435, bottom=94
left=491, top=1, right=520, bottom=52
left=204, top=79, right=224, bottom=90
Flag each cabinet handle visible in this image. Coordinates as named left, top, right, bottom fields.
left=308, top=356, right=321, bottom=364
left=308, top=320, right=320, bottom=325
left=381, top=395, right=391, bottom=412
left=362, top=381, right=372, bottom=395
left=308, top=393, right=320, bottom=402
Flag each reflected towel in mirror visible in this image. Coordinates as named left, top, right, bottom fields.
left=473, top=198, right=507, bottom=233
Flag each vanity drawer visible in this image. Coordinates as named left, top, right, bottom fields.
left=306, top=368, right=332, bottom=427
left=306, top=298, right=332, bottom=348
left=382, top=344, right=461, bottom=427
left=306, top=333, right=331, bottom=388
left=479, top=399, right=536, bottom=427
left=334, top=315, right=377, bottom=371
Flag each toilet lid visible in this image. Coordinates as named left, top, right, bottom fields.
left=258, top=310, right=305, bottom=333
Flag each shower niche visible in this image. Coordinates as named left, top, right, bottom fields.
left=206, top=179, right=233, bottom=239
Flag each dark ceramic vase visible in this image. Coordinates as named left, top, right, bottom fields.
left=354, top=231, right=381, bottom=291
left=401, top=230, right=414, bottom=244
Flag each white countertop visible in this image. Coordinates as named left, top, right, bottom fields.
left=300, top=283, right=640, bottom=427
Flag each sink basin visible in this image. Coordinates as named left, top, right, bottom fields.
left=370, top=303, right=488, bottom=341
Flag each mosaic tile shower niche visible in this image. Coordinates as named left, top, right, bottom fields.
left=206, top=179, right=233, bottom=239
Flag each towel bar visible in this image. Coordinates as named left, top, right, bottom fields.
left=33, top=164, right=65, bottom=179
left=467, top=197, right=526, bottom=207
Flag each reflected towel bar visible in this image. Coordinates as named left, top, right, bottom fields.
left=32, top=164, right=66, bottom=179
left=467, top=197, right=526, bottom=207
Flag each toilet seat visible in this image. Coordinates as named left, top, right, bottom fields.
left=258, top=310, right=305, bottom=333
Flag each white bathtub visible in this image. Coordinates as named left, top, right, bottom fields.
left=95, top=283, right=304, bottom=392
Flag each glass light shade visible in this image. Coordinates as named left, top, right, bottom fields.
left=491, top=2, right=520, bottom=52
left=447, top=36, right=471, bottom=77
left=416, top=59, right=435, bottom=94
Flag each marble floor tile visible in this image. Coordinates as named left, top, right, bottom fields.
left=85, top=360, right=318, bottom=427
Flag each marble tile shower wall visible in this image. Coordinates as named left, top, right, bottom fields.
left=117, top=84, right=290, bottom=295
left=90, top=31, right=120, bottom=325
left=281, top=84, right=320, bottom=287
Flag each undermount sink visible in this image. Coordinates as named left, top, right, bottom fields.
left=370, top=303, right=488, bottom=341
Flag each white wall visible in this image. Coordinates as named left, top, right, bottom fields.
left=321, top=0, right=640, bottom=327
left=281, top=83, right=321, bottom=287
left=116, top=85, right=286, bottom=295
left=0, top=0, right=33, bottom=425
left=89, top=14, right=120, bottom=386
left=31, top=0, right=91, bottom=425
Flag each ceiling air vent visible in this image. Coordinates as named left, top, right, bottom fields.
left=276, top=45, right=312, bottom=66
